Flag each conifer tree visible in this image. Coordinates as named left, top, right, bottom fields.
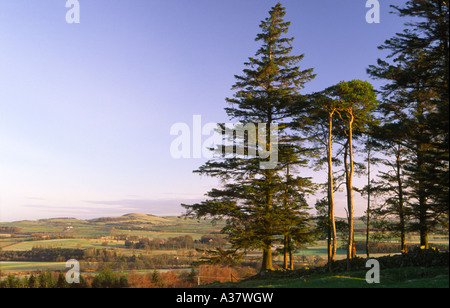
left=371, top=123, right=410, bottom=253
left=367, top=0, right=449, bottom=247
left=183, top=3, right=315, bottom=272
left=356, top=134, right=382, bottom=258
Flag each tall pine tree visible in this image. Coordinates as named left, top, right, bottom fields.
left=371, top=123, right=410, bottom=253
left=325, top=80, right=377, bottom=269
left=183, top=3, right=315, bottom=272
left=367, top=0, right=449, bottom=247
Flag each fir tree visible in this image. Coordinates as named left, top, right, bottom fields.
left=183, top=3, right=315, bottom=272
left=367, top=121, right=410, bottom=254
left=367, top=0, right=449, bottom=247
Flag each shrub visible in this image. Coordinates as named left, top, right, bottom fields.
left=91, top=269, right=128, bottom=288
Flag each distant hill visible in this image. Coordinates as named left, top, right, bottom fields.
left=1, top=213, right=367, bottom=236
left=0, top=213, right=223, bottom=238
left=88, top=213, right=174, bottom=226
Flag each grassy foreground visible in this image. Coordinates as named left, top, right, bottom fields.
left=206, top=266, right=449, bottom=288
left=205, top=247, right=450, bottom=288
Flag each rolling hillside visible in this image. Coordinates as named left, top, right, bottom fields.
left=0, top=213, right=222, bottom=239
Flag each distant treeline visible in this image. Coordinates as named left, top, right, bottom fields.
left=0, top=265, right=247, bottom=288
left=0, top=247, right=196, bottom=270
left=0, top=247, right=84, bottom=262
left=0, top=226, right=21, bottom=234
left=0, top=269, right=127, bottom=288
left=124, top=234, right=227, bottom=250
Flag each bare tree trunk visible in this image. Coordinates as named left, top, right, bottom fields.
left=283, top=235, right=288, bottom=270
left=366, top=142, right=371, bottom=258
left=396, top=144, right=407, bottom=253
left=289, top=244, right=294, bottom=270
left=346, top=114, right=355, bottom=270
left=327, top=111, right=337, bottom=271
left=261, top=169, right=274, bottom=272
left=416, top=142, right=429, bottom=249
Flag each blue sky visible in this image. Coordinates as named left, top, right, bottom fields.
left=0, top=0, right=408, bottom=221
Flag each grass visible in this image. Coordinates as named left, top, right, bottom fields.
left=0, top=261, right=67, bottom=273
left=2, top=238, right=124, bottom=251
left=205, top=267, right=449, bottom=288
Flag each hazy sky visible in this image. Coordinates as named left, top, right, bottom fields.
left=0, top=0, right=408, bottom=221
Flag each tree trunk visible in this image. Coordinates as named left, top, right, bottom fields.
left=327, top=111, right=337, bottom=271
left=261, top=243, right=274, bottom=272
left=417, top=137, right=429, bottom=249
left=396, top=144, right=407, bottom=253
left=262, top=169, right=274, bottom=272
left=284, top=234, right=294, bottom=270
left=366, top=142, right=371, bottom=258
left=289, top=246, right=294, bottom=270
left=283, top=235, right=288, bottom=270
left=419, top=202, right=429, bottom=249
left=346, top=113, right=355, bottom=270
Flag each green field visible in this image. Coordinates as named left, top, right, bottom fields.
left=2, top=238, right=124, bottom=251
left=0, top=261, right=67, bottom=273
left=204, top=266, right=449, bottom=288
